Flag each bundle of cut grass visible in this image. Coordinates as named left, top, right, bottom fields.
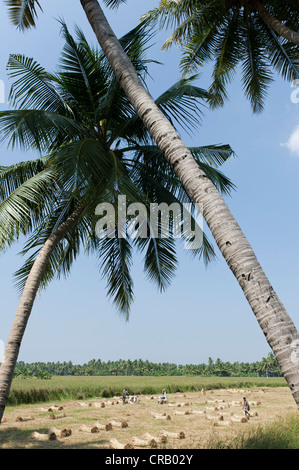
left=109, top=438, right=134, bottom=449
left=151, top=412, right=171, bottom=420
left=16, top=416, right=35, bottom=422
left=143, top=432, right=167, bottom=445
left=130, top=436, right=157, bottom=448
left=161, top=430, right=185, bottom=439
left=190, top=409, right=206, bottom=415
left=79, top=424, right=100, bottom=433
left=50, top=427, right=72, bottom=438
left=48, top=405, right=64, bottom=412
left=31, top=431, right=56, bottom=441
left=93, top=402, right=106, bottom=408
left=94, top=421, right=113, bottom=431
left=109, top=420, right=128, bottom=428
left=49, top=413, right=66, bottom=420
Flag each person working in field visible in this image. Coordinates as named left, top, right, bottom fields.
left=158, top=389, right=167, bottom=404
left=122, top=389, right=129, bottom=404
left=243, top=396, right=251, bottom=418
left=129, top=394, right=137, bottom=403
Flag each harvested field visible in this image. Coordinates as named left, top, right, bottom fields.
left=0, top=386, right=297, bottom=449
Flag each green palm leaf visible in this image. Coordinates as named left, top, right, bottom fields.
left=97, top=236, right=134, bottom=318
left=0, top=167, right=55, bottom=251
left=7, top=54, right=72, bottom=115
left=4, top=0, right=42, bottom=30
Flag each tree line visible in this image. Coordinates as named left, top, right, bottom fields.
left=13, top=353, right=282, bottom=378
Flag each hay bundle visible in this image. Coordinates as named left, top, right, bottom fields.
left=230, top=415, right=249, bottom=423
left=109, top=438, right=134, bottom=450
left=49, top=413, right=66, bottom=420
left=50, top=427, right=72, bottom=438
left=131, top=436, right=157, bottom=448
left=79, top=424, right=100, bottom=433
left=143, top=433, right=167, bottom=445
left=174, top=410, right=190, bottom=416
left=16, top=416, right=35, bottom=422
left=31, top=431, right=56, bottom=441
left=94, top=421, right=113, bottom=431
left=151, top=412, right=171, bottom=420
left=190, top=409, right=206, bottom=415
left=93, top=402, right=106, bottom=408
left=214, top=420, right=231, bottom=427
left=205, top=413, right=218, bottom=420
left=109, top=420, right=128, bottom=428
left=161, top=429, right=185, bottom=440
left=48, top=405, right=63, bottom=412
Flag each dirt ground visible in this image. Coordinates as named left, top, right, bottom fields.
left=0, top=387, right=297, bottom=449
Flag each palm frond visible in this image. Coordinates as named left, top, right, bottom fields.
left=242, top=18, right=274, bottom=113
left=0, top=110, right=83, bottom=152
left=155, top=77, right=210, bottom=134
left=7, top=54, right=73, bottom=115
left=208, top=10, right=244, bottom=108
left=258, top=20, right=299, bottom=81
left=4, top=0, right=42, bottom=30
left=188, top=144, right=236, bottom=167
left=0, top=167, right=55, bottom=252
left=97, top=236, right=134, bottom=319
left=102, top=0, right=127, bottom=9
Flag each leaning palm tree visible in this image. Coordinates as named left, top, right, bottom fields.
left=0, top=22, right=234, bottom=422
left=143, top=0, right=299, bottom=111
left=4, top=0, right=299, bottom=408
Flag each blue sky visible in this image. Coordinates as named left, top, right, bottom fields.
left=0, top=0, right=298, bottom=366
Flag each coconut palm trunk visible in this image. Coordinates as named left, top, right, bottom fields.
left=253, top=0, right=299, bottom=47
left=80, top=0, right=299, bottom=407
left=0, top=205, right=83, bottom=423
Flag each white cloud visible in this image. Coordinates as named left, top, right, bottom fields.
left=282, top=126, right=299, bottom=157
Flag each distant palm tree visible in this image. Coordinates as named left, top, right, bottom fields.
left=143, top=0, right=299, bottom=112
left=0, top=22, right=234, bottom=423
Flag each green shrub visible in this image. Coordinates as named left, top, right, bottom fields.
left=209, top=414, right=299, bottom=449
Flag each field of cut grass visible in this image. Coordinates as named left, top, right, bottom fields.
left=1, top=385, right=297, bottom=449
left=8, top=376, right=287, bottom=406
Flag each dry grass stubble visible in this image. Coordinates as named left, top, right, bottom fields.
left=0, top=387, right=297, bottom=449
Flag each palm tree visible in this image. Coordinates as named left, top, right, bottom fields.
left=0, top=22, right=234, bottom=422
left=4, top=1, right=299, bottom=408
left=77, top=0, right=299, bottom=408
left=143, top=0, right=299, bottom=112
